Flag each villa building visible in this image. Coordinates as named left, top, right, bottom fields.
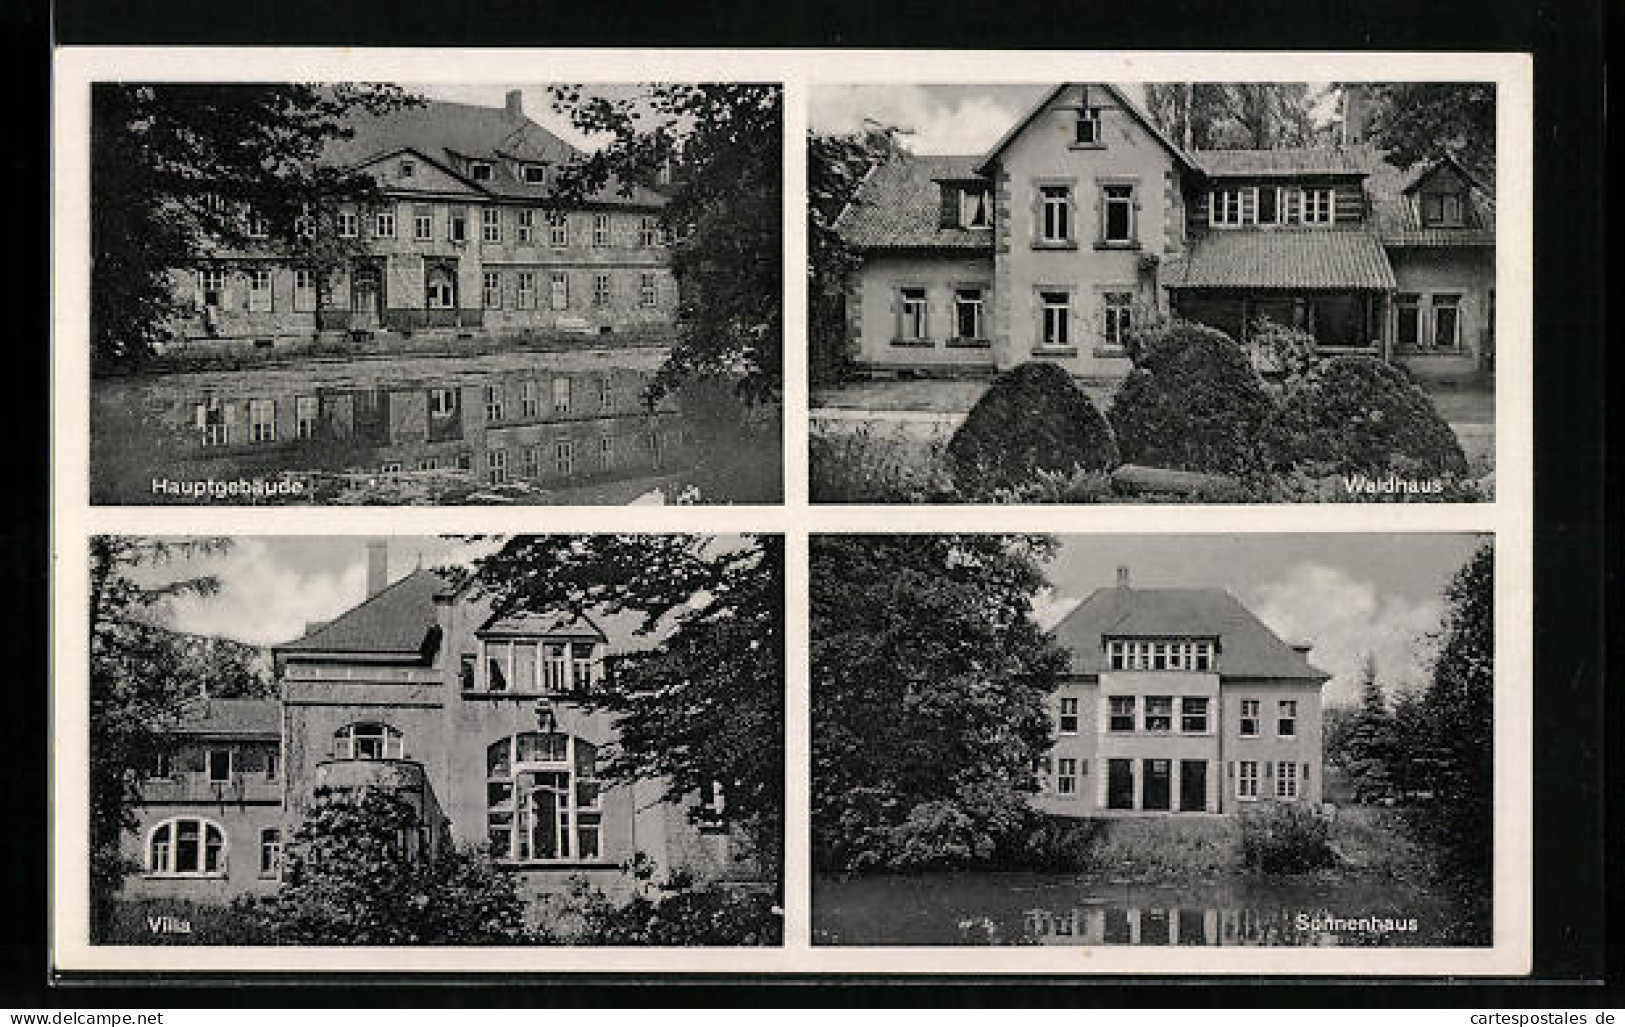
left=121, top=544, right=752, bottom=912
left=835, top=83, right=1493, bottom=384
left=1036, top=568, right=1328, bottom=816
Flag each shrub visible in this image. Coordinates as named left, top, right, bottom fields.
left=1109, top=321, right=1280, bottom=474
left=1238, top=802, right=1336, bottom=874
left=549, top=856, right=782, bottom=946
left=809, top=425, right=957, bottom=503
left=1269, top=356, right=1468, bottom=477
left=1245, top=317, right=1321, bottom=391
left=946, top=362, right=1118, bottom=497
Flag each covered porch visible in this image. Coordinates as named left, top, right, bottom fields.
left=1169, top=290, right=1388, bottom=353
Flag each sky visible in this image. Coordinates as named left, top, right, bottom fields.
left=1036, top=534, right=1488, bottom=706
left=412, top=84, right=643, bottom=154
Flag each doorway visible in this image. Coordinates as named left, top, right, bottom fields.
left=1179, top=760, right=1208, bottom=812
left=1107, top=759, right=1134, bottom=810
left=1142, top=759, right=1171, bottom=811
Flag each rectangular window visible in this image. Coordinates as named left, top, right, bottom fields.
left=1144, top=696, right=1173, bottom=733
left=554, top=439, right=575, bottom=475
left=517, top=271, right=537, bottom=310
left=522, top=164, right=547, bottom=185
left=247, top=268, right=273, bottom=312
left=1108, top=696, right=1136, bottom=733
left=521, top=379, right=539, bottom=418
left=552, top=376, right=571, bottom=413
left=599, top=435, right=615, bottom=469
left=1302, top=187, right=1335, bottom=225
left=598, top=375, right=614, bottom=411
left=960, top=189, right=992, bottom=228
left=954, top=288, right=984, bottom=340
left=485, top=384, right=505, bottom=422
left=1240, top=698, right=1261, bottom=737
left=483, top=272, right=503, bottom=309
left=1276, top=761, right=1299, bottom=799
left=259, top=829, right=282, bottom=878
left=592, top=214, right=611, bottom=247
left=639, top=272, right=658, bottom=308
left=264, top=751, right=278, bottom=781
left=486, top=640, right=511, bottom=691
left=1101, top=184, right=1136, bottom=244
left=339, top=211, right=359, bottom=238
left=1102, top=292, right=1132, bottom=347
left=1395, top=294, right=1422, bottom=347
left=637, top=216, right=658, bottom=247
left=1180, top=697, right=1209, bottom=734
left=414, top=207, right=433, bottom=241
left=1075, top=108, right=1102, bottom=145
left=293, top=268, right=316, bottom=312
left=547, top=211, right=568, bottom=247
left=549, top=272, right=569, bottom=310
left=592, top=273, right=611, bottom=308
left=1210, top=187, right=1257, bottom=227
left=482, top=207, right=502, bottom=243
left=248, top=399, right=276, bottom=443
left=516, top=209, right=535, bottom=243
left=1237, top=760, right=1259, bottom=799
left=1424, top=192, right=1464, bottom=227
left=375, top=210, right=395, bottom=239
left=449, top=209, right=468, bottom=243
left=1431, top=294, right=1462, bottom=350
left=1040, top=291, right=1071, bottom=347
left=1056, top=758, right=1079, bottom=796
left=295, top=395, right=319, bottom=440
left=488, top=449, right=508, bottom=484
left=207, top=749, right=232, bottom=784
left=899, top=287, right=928, bottom=340
left=1039, top=185, right=1072, bottom=243
left=1058, top=697, right=1079, bottom=735
left=1278, top=700, right=1298, bottom=738
left=199, top=268, right=227, bottom=309
left=429, top=387, right=458, bottom=418
left=470, top=161, right=493, bottom=182
left=523, top=446, right=541, bottom=479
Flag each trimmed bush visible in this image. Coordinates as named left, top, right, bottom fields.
left=1269, top=356, right=1468, bottom=477
left=946, top=362, right=1118, bottom=496
left=1238, top=802, right=1336, bottom=874
left=1109, top=321, right=1280, bottom=474
left=1245, top=317, right=1320, bottom=390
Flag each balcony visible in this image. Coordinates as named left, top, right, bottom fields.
left=138, top=772, right=281, bottom=805
left=312, top=757, right=429, bottom=794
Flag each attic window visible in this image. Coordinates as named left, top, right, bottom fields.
left=960, top=189, right=992, bottom=229
left=522, top=164, right=547, bottom=185
left=399, top=159, right=415, bottom=178
left=470, top=162, right=494, bottom=182
left=1422, top=191, right=1464, bottom=227
left=1075, top=107, right=1103, bottom=146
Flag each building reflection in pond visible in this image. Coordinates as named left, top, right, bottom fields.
left=1021, top=905, right=1338, bottom=947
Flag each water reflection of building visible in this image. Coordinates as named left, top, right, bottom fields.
left=148, top=364, right=694, bottom=493
left=1022, top=905, right=1333, bottom=946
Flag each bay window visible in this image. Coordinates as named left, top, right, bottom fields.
left=486, top=733, right=603, bottom=863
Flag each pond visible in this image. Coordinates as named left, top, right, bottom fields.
left=813, top=872, right=1485, bottom=947
left=90, top=348, right=779, bottom=504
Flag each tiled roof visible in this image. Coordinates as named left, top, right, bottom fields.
left=1165, top=230, right=1397, bottom=290
left=478, top=609, right=608, bottom=641
left=323, top=98, right=667, bottom=209
left=834, top=155, right=996, bottom=252
left=1192, top=147, right=1371, bottom=177
left=1365, top=154, right=1495, bottom=245
left=1051, top=587, right=1329, bottom=680
left=168, top=697, right=281, bottom=738
left=278, top=569, right=450, bottom=656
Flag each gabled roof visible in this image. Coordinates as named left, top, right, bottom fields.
left=834, top=155, right=996, bottom=252
left=167, top=697, right=281, bottom=738
left=1051, top=586, right=1329, bottom=680
left=977, top=84, right=1195, bottom=175
left=477, top=609, right=608, bottom=641
left=1366, top=153, right=1496, bottom=246
left=1164, top=229, right=1397, bottom=290
left=322, top=98, right=667, bottom=209
left=1192, top=147, right=1370, bottom=178
left=277, top=568, right=450, bottom=656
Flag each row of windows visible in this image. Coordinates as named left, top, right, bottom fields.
left=194, top=267, right=661, bottom=314
left=1043, top=759, right=1306, bottom=801
left=481, top=433, right=662, bottom=482
left=1394, top=292, right=1466, bottom=351
left=1209, top=186, right=1337, bottom=228
left=476, top=375, right=628, bottom=421
left=463, top=640, right=600, bottom=693
left=148, top=747, right=276, bottom=784
left=1058, top=696, right=1297, bottom=736
left=897, top=286, right=985, bottom=342
left=1035, top=290, right=1135, bottom=350
left=1107, top=638, right=1217, bottom=672
left=334, top=208, right=661, bottom=248
left=480, top=270, right=660, bottom=311
left=1036, top=182, right=1138, bottom=247
left=145, top=817, right=281, bottom=879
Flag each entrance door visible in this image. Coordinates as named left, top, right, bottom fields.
left=1142, top=759, right=1171, bottom=811
left=1107, top=759, right=1134, bottom=810
left=1179, top=760, right=1208, bottom=812
left=351, top=265, right=382, bottom=329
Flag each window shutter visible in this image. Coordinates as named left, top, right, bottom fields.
left=939, top=185, right=959, bottom=228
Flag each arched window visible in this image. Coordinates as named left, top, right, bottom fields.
left=334, top=722, right=404, bottom=761
left=147, top=817, right=227, bottom=876
left=485, top=732, right=601, bottom=863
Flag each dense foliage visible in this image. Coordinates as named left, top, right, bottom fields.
left=1109, top=321, right=1279, bottom=474
left=241, top=787, right=530, bottom=944
left=810, top=535, right=1067, bottom=871
left=471, top=535, right=784, bottom=889
left=1269, top=356, right=1469, bottom=476
left=1238, top=803, right=1337, bottom=874
left=550, top=857, right=781, bottom=946
left=547, top=85, right=782, bottom=403
left=945, top=362, right=1119, bottom=497
left=1363, top=83, right=1496, bottom=180
left=90, top=84, right=415, bottom=371
left=1143, top=83, right=1330, bottom=151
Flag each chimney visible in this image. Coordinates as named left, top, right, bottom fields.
left=505, top=89, right=524, bottom=118
left=366, top=540, right=388, bottom=597
left=1341, top=84, right=1370, bottom=147
left=1291, top=642, right=1313, bottom=656
left=1116, top=566, right=1132, bottom=590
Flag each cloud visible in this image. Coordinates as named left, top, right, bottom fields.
left=1249, top=563, right=1443, bottom=707
left=157, top=540, right=370, bottom=647
left=810, top=86, right=1026, bottom=155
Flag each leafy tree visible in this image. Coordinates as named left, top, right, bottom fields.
left=552, top=856, right=780, bottom=946
left=946, top=361, right=1119, bottom=498
left=469, top=535, right=784, bottom=889
left=810, top=535, right=1067, bottom=871
left=807, top=125, right=909, bottom=386
left=546, top=85, right=782, bottom=403
left=242, top=786, right=530, bottom=944
left=90, top=83, right=416, bottom=371
left=1363, top=83, right=1497, bottom=179
left=1143, top=83, right=1330, bottom=151
left=1342, top=654, right=1399, bottom=803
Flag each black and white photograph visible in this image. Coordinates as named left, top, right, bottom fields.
left=809, top=82, right=1496, bottom=504
left=85, top=534, right=784, bottom=946
left=89, top=81, right=783, bottom=505
left=811, top=534, right=1494, bottom=947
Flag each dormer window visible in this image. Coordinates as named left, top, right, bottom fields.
left=1075, top=107, right=1102, bottom=146
left=522, top=164, right=548, bottom=185
left=1301, top=187, right=1335, bottom=225
left=960, top=188, right=992, bottom=229
left=481, top=637, right=599, bottom=693
left=470, top=161, right=494, bottom=182
left=1106, top=638, right=1217, bottom=672
left=1422, top=191, right=1465, bottom=227
left=1210, top=187, right=1258, bottom=227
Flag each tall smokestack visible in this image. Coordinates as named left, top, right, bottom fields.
left=1116, top=566, right=1132, bottom=590
left=366, top=540, right=388, bottom=597
left=505, top=89, right=524, bottom=118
